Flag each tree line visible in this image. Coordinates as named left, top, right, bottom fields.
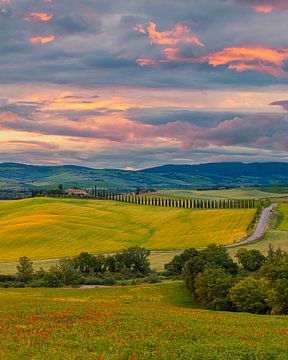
left=165, top=244, right=288, bottom=315
left=0, top=247, right=158, bottom=288
left=31, top=185, right=260, bottom=209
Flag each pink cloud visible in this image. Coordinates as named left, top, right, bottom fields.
left=134, top=21, right=204, bottom=47
left=136, top=58, right=158, bottom=67
left=138, top=44, right=288, bottom=78
left=204, top=46, right=288, bottom=77
left=1, top=109, right=287, bottom=152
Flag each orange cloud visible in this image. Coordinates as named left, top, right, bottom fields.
left=135, top=21, right=204, bottom=47
left=25, top=12, right=54, bottom=22
left=29, top=35, right=55, bottom=45
left=204, top=46, right=288, bottom=77
left=252, top=4, right=274, bottom=12
left=136, top=42, right=288, bottom=77
left=237, top=0, right=288, bottom=13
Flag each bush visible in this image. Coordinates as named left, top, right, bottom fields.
left=44, top=267, right=64, bottom=288
left=147, top=273, right=160, bottom=284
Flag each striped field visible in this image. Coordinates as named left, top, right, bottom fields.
left=0, top=198, right=256, bottom=262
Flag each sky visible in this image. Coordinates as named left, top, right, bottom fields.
left=0, top=0, right=288, bottom=169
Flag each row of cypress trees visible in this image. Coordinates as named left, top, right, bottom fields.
left=98, top=192, right=257, bottom=209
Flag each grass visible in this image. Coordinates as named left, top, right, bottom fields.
left=0, top=198, right=256, bottom=263
left=0, top=282, right=288, bottom=359
left=156, top=188, right=288, bottom=200
left=278, top=204, right=288, bottom=231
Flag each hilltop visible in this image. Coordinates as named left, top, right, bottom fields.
left=0, top=162, right=287, bottom=190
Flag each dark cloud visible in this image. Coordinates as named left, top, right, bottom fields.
left=269, top=100, right=288, bottom=111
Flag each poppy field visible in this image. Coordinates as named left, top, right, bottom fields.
left=0, top=282, right=288, bottom=360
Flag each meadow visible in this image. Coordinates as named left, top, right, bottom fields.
left=0, top=198, right=256, bottom=263
left=0, top=282, right=288, bottom=360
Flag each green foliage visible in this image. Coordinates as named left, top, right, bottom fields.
left=183, top=244, right=238, bottom=294
left=229, top=277, right=269, bottom=314
left=236, top=248, right=266, bottom=272
left=44, top=266, right=64, bottom=288
left=164, top=248, right=198, bottom=275
left=16, top=256, right=34, bottom=283
left=194, top=267, right=237, bottom=311
left=268, top=279, right=288, bottom=315
left=115, top=246, right=151, bottom=275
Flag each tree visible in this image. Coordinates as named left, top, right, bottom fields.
left=183, top=244, right=238, bottom=295
left=194, top=267, right=237, bottom=311
left=58, top=258, right=81, bottom=285
left=268, top=279, right=288, bottom=315
left=165, top=249, right=198, bottom=275
left=16, top=256, right=34, bottom=283
left=44, top=266, right=64, bottom=287
left=236, top=249, right=266, bottom=272
left=74, top=252, right=96, bottom=275
left=260, top=246, right=288, bottom=282
left=118, top=247, right=151, bottom=274
left=229, top=277, right=269, bottom=314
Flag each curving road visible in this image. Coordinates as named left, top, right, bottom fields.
left=228, top=203, right=277, bottom=248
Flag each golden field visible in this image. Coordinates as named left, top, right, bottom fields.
left=0, top=198, right=256, bottom=262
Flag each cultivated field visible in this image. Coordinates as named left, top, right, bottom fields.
left=0, top=282, right=288, bottom=360
left=156, top=188, right=288, bottom=200
left=0, top=198, right=256, bottom=262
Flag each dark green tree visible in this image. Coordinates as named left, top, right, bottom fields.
left=165, top=248, right=198, bottom=275
left=183, top=244, right=238, bottom=294
left=236, top=248, right=266, bottom=272
left=118, top=246, right=151, bottom=274
left=267, top=279, right=288, bottom=315
left=16, top=256, right=34, bottom=283
left=44, top=266, right=64, bottom=287
left=229, top=277, right=269, bottom=314
left=194, top=267, right=237, bottom=311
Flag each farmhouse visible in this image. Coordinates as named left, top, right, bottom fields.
left=65, top=188, right=89, bottom=197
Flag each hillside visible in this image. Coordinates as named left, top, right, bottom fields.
left=0, top=162, right=288, bottom=190
left=0, top=198, right=256, bottom=262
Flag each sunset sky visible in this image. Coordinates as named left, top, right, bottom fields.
left=0, top=0, right=288, bottom=169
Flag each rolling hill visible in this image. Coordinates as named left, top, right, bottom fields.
left=0, top=198, right=256, bottom=262
left=0, top=162, right=288, bottom=190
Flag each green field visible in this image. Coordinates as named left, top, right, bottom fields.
left=156, top=188, right=288, bottom=200
left=0, top=198, right=256, bottom=263
left=0, top=282, right=288, bottom=359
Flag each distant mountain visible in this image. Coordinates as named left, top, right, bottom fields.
left=0, top=162, right=287, bottom=190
